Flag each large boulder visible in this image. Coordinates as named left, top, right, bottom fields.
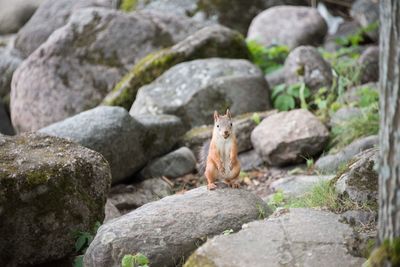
left=334, top=148, right=378, bottom=203
left=140, top=147, right=197, bottom=179
left=14, top=0, right=114, bottom=57
left=185, top=208, right=366, bottom=267
left=351, top=0, right=379, bottom=42
left=134, top=0, right=308, bottom=34
left=103, top=25, right=250, bottom=110
left=270, top=175, right=334, bottom=198
left=180, top=110, right=276, bottom=153
left=251, top=109, right=329, bottom=166
left=284, top=46, right=333, bottom=92
left=0, top=0, right=44, bottom=34
left=11, top=8, right=202, bottom=132
left=40, top=106, right=184, bottom=183
left=84, top=186, right=270, bottom=267
left=358, top=46, right=379, bottom=84
left=0, top=133, right=111, bottom=266
left=247, top=6, right=327, bottom=49
left=315, top=135, right=378, bottom=174
left=108, top=178, right=173, bottom=214
left=342, top=83, right=378, bottom=105
left=130, top=58, right=271, bottom=129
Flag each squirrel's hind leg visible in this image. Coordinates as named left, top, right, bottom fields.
left=205, top=164, right=218, bottom=190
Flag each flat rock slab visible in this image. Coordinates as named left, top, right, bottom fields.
left=185, top=208, right=366, bottom=267
left=84, top=186, right=270, bottom=267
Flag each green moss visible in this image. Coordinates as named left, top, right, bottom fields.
left=367, top=238, right=400, bottom=267
left=120, top=0, right=137, bottom=12
left=25, top=169, right=53, bottom=187
left=183, top=126, right=212, bottom=140
left=183, top=254, right=217, bottom=267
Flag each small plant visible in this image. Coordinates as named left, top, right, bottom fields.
left=247, top=40, right=289, bottom=74
left=251, top=112, right=261, bottom=125
left=366, top=238, right=400, bottom=267
left=222, top=229, right=234, bottom=235
left=120, top=0, right=137, bottom=12
left=335, top=21, right=379, bottom=47
left=358, top=86, right=379, bottom=108
left=267, top=190, right=285, bottom=211
left=271, top=83, right=311, bottom=111
left=73, top=221, right=101, bottom=267
left=256, top=203, right=267, bottom=219
left=121, top=253, right=150, bottom=267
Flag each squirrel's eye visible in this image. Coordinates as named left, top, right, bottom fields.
left=217, top=125, right=219, bottom=128
left=230, top=123, right=232, bottom=126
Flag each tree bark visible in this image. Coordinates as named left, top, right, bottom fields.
left=378, top=0, right=400, bottom=244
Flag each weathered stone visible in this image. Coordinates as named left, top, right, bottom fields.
left=330, top=107, right=362, bottom=128
left=0, top=133, right=111, bottom=266
left=84, top=186, right=269, bottom=267
left=185, top=208, right=365, bottom=267
left=140, top=147, right=196, bottom=179
left=108, top=178, right=173, bottom=213
left=340, top=210, right=376, bottom=228
left=131, top=58, right=271, bottom=129
left=238, top=149, right=264, bottom=172
left=247, top=6, right=327, bottom=49
left=270, top=175, right=334, bottom=198
left=251, top=109, right=329, bottom=166
left=11, top=8, right=202, bottom=132
left=0, top=47, right=22, bottom=98
left=104, top=199, right=121, bottom=223
left=324, top=20, right=362, bottom=52
left=134, top=0, right=308, bottom=34
left=40, top=107, right=184, bottom=183
left=103, top=25, right=250, bottom=109
left=180, top=110, right=276, bottom=153
left=335, top=148, right=378, bottom=203
left=14, top=0, right=114, bottom=57
left=0, top=0, right=44, bottom=34
left=284, top=45, right=332, bottom=92
left=351, top=0, right=379, bottom=42
left=265, top=67, right=285, bottom=89
left=359, top=46, right=379, bottom=84
left=0, top=101, right=14, bottom=135
left=342, top=83, right=378, bottom=105
left=315, top=135, right=378, bottom=174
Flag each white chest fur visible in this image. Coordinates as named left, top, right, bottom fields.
left=215, top=137, right=232, bottom=177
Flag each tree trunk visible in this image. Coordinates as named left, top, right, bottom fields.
left=378, top=0, right=400, bottom=244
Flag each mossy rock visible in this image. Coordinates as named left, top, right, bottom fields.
left=0, top=133, right=111, bottom=266
left=102, top=25, right=250, bottom=110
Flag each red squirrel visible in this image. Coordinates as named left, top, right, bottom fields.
left=199, top=109, right=241, bottom=190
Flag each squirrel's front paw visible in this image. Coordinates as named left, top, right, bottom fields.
left=207, top=183, right=217, bottom=190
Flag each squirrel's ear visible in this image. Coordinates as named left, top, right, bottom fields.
left=226, top=109, right=232, bottom=119
left=214, top=110, right=219, bottom=121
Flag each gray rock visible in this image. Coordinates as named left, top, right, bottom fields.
left=84, top=186, right=269, bottom=267
left=134, top=0, right=308, bottom=34
left=270, top=175, right=334, bottom=198
left=180, top=110, right=276, bottom=153
left=0, top=132, right=111, bottom=267
left=265, top=67, right=285, bottom=89
left=130, top=58, right=271, bottom=129
left=340, top=210, right=376, bottom=228
left=103, top=24, right=250, bottom=110
left=315, top=135, right=378, bottom=174
left=359, top=46, right=379, bottom=84
left=324, top=20, right=363, bottom=52
left=11, top=8, right=202, bottom=132
left=342, top=83, right=378, bottom=105
left=247, top=6, right=327, bottom=49
left=330, top=107, right=362, bottom=128
left=0, top=0, right=44, bottom=34
left=335, top=148, right=378, bottom=203
left=185, top=208, right=365, bottom=267
left=0, top=47, right=22, bottom=98
left=251, top=109, right=329, bottom=166
left=40, top=107, right=184, bottom=183
left=104, top=199, right=121, bottom=223
left=140, top=147, right=196, bottom=179
left=351, top=0, right=379, bottom=42
left=284, top=45, right=332, bottom=92
left=14, top=0, right=114, bottom=57
left=0, top=101, right=14, bottom=135
left=238, top=149, right=264, bottom=171
left=108, top=178, right=173, bottom=213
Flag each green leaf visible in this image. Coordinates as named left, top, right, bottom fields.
left=223, top=229, right=234, bottom=235
left=74, top=255, right=84, bottom=267
left=121, top=255, right=134, bottom=267
left=251, top=113, right=261, bottom=125
left=299, top=83, right=309, bottom=109
left=75, top=235, right=88, bottom=252
left=273, top=94, right=295, bottom=111
left=271, top=84, right=286, bottom=99
left=135, top=253, right=150, bottom=265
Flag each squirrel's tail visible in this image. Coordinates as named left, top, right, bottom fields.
left=197, top=139, right=210, bottom=175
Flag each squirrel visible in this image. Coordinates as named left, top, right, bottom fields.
left=198, top=109, right=241, bottom=190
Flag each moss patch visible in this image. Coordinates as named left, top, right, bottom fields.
left=367, top=238, right=400, bottom=267
left=120, top=0, right=137, bottom=12
left=183, top=254, right=217, bottom=267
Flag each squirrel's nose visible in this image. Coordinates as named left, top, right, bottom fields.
left=224, top=131, right=229, bottom=135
